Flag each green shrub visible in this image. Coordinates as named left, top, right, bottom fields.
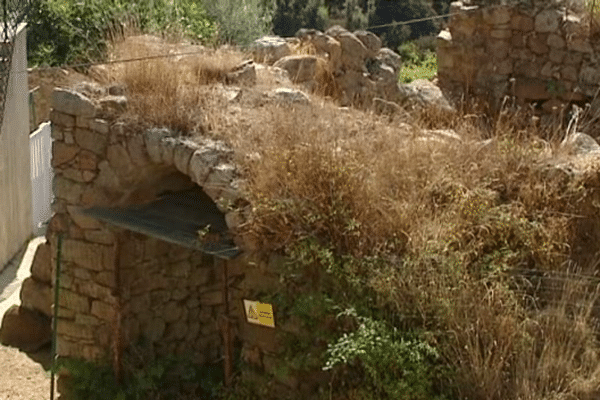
left=202, top=0, right=273, bottom=46
left=271, top=0, right=327, bottom=37
left=324, top=310, right=446, bottom=400
left=26, top=0, right=216, bottom=67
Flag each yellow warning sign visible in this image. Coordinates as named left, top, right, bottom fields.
left=243, top=299, right=275, bottom=328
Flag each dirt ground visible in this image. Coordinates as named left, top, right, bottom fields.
left=0, top=241, right=57, bottom=400
left=0, top=343, right=55, bottom=400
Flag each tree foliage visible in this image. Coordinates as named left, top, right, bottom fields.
left=271, top=0, right=327, bottom=37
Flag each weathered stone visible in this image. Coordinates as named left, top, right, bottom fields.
left=542, top=98, right=566, bottom=114
left=273, top=55, right=319, bottom=83
left=61, top=239, right=113, bottom=271
left=579, top=66, right=600, bottom=86
left=59, top=289, right=90, bottom=313
left=353, top=30, right=382, bottom=53
left=569, top=39, right=593, bottom=53
left=82, top=345, right=103, bottom=361
left=57, top=319, right=94, bottom=340
left=130, top=294, right=150, bottom=314
left=30, top=242, right=52, bottom=283
left=75, top=313, right=101, bottom=326
left=488, top=39, right=509, bottom=59
left=189, top=143, right=228, bottom=185
left=91, top=300, right=115, bottom=321
left=338, top=32, right=373, bottom=70
left=267, top=88, right=310, bottom=105
left=127, top=135, right=150, bottom=167
left=57, top=307, right=75, bottom=319
left=564, top=51, right=583, bottom=66
left=171, top=260, right=191, bottom=278
left=20, top=277, right=52, bottom=316
left=251, top=36, right=292, bottom=64
left=186, top=321, right=200, bottom=342
left=549, top=49, right=566, bottom=64
left=561, top=132, right=600, bottom=156
left=75, top=128, right=107, bottom=155
left=529, top=35, right=549, bottom=54
left=53, top=175, right=85, bottom=204
left=535, top=10, right=560, bottom=33
left=397, top=79, right=455, bottom=112
left=64, top=130, right=75, bottom=145
left=376, top=48, right=402, bottom=74
left=512, top=77, right=552, bottom=100
left=51, top=125, right=65, bottom=141
left=86, top=120, right=107, bottom=138
left=75, top=116, right=92, bottom=129
left=52, top=142, right=79, bottom=167
left=200, top=290, right=222, bottom=306
left=107, top=144, right=135, bottom=182
left=53, top=89, right=96, bottom=117
left=226, top=60, right=256, bottom=86
left=494, top=59, right=513, bottom=75
left=150, top=290, right=171, bottom=305
left=50, top=110, right=76, bottom=128
left=541, top=62, right=556, bottom=78
left=484, top=6, right=511, bottom=25
left=76, top=150, right=98, bottom=171
left=57, top=337, right=82, bottom=357
left=190, top=267, right=211, bottom=287
left=514, top=60, right=542, bottom=78
left=94, top=271, right=114, bottom=288
left=171, top=140, right=198, bottom=175
left=510, top=31, right=526, bottom=48
left=511, top=14, right=534, bottom=31
left=95, top=160, right=121, bottom=190
left=562, top=65, right=578, bottom=82
left=547, top=34, right=565, bottom=49
left=99, top=95, right=127, bottom=114
left=84, top=229, right=115, bottom=245
left=158, top=137, right=177, bottom=166
left=0, top=305, right=51, bottom=352
left=144, top=128, right=172, bottom=164
left=165, top=320, right=188, bottom=341
left=162, top=301, right=183, bottom=323
left=78, top=280, right=113, bottom=300
left=490, top=29, right=511, bottom=39
left=67, top=205, right=102, bottom=230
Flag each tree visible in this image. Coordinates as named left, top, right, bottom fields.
left=271, top=0, right=327, bottom=37
left=367, top=0, right=439, bottom=49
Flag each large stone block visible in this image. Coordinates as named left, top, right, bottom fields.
left=484, top=6, right=510, bottom=25
left=61, top=239, right=114, bottom=271
left=91, top=300, right=115, bottom=321
left=353, top=30, right=382, bottom=53
left=173, top=140, right=199, bottom=176
left=53, top=175, right=85, bottom=204
left=75, top=128, right=107, bottom=156
left=31, top=241, right=52, bottom=283
left=57, top=319, right=94, bottom=340
left=52, top=142, right=79, bottom=167
left=20, top=277, right=53, bottom=316
left=535, top=10, right=560, bottom=33
left=0, top=305, right=51, bottom=352
left=60, top=289, right=90, bottom=313
left=273, top=55, right=319, bottom=83
left=511, top=14, right=534, bottom=31
left=251, top=36, right=292, bottom=64
left=67, top=205, right=103, bottom=230
left=144, top=128, right=173, bottom=164
left=50, top=110, right=76, bottom=128
left=53, top=89, right=96, bottom=117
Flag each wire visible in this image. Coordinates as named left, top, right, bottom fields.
left=14, top=3, right=491, bottom=76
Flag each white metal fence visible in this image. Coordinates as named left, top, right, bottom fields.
left=29, top=121, right=52, bottom=234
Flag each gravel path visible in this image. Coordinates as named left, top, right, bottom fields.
left=0, top=237, right=57, bottom=400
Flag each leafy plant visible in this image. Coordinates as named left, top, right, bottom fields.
left=324, top=310, right=446, bottom=400
left=202, top=0, right=273, bottom=46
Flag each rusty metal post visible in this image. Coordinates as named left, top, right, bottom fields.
left=112, top=234, right=123, bottom=385
left=219, top=257, right=233, bottom=386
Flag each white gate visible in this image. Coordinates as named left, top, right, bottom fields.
left=29, top=121, right=53, bottom=234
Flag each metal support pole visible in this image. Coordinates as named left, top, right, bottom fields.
left=3, top=0, right=7, bottom=43
left=112, top=234, right=122, bottom=385
left=50, top=234, right=63, bottom=400
left=219, top=257, right=233, bottom=386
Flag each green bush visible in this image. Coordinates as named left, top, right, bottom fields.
left=202, top=0, right=273, bottom=46
left=26, top=0, right=216, bottom=67
left=324, top=310, right=446, bottom=400
left=271, top=0, right=327, bottom=37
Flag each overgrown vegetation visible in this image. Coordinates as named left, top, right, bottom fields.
left=397, top=39, right=437, bottom=82
left=66, top=8, right=600, bottom=399
left=26, top=0, right=216, bottom=67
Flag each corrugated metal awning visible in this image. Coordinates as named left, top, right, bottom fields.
left=81, top=187, right=241, bottom=260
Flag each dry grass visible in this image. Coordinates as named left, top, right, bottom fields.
left=103, top=35, right=600, bottom=399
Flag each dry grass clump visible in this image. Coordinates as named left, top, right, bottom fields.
left=104, top=34, right=600, bottom=399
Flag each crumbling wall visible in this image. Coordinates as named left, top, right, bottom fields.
left=438, top=0, right=596, bottom=112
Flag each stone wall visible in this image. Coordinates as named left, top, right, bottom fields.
left=438, top=1, right=595, bottom=112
